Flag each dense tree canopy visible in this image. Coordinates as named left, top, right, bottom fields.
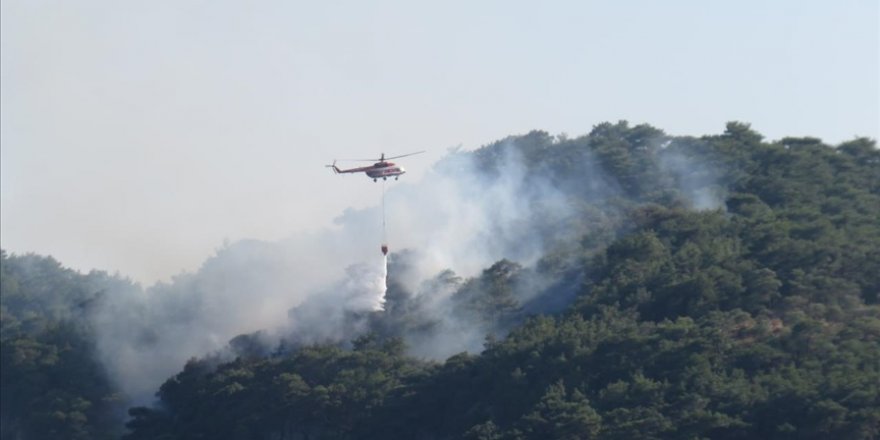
left=0, top=252, right=133, bottom=439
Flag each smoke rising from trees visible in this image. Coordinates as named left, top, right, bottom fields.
left=6, top=123, right=879, bottom=439
left=87, top=125, right=727, bottom=404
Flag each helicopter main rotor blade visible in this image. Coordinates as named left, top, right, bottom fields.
left=334, top=157, right=383, bottom=162
left=382, top=151, right=425, bottom=160
left=332, top=151, right=425, bottom=162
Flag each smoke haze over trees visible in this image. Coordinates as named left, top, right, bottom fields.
left=2, top=122, right=879, bottom=439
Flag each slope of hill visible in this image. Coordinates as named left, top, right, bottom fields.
left=0, top=252, right=137, bottom=439
left=3, top=122, right=878, bottom=439
left=121, top=122, right=879, bottom=439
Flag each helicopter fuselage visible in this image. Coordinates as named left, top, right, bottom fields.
left=365, top=162, right=405, bottom=180
left=329, top=161, right=406, bottom=181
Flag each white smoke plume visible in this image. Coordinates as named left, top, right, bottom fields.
left=282, top=254, right=386, bottom=346
left=657, top=139, right=727, bottom=211
left=87, top=130, right=721, bottom=404
left=87, top=140, right=578, bottom=403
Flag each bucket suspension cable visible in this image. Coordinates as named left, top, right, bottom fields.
left=381, top=180, right=388, bottom=255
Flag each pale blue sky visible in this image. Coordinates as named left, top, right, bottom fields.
left=2, top=0, right=877, bottom=282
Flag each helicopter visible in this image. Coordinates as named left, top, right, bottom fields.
left=326, top=151, right=424, bottom=182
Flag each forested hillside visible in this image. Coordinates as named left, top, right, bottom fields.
left=3, top=122, right=879, bottom=439
left=0, top=253, right=136, bottom=439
